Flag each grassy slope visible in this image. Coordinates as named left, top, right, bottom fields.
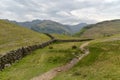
left=76, top=20, right=120, bottom=38
left=0, top=20, right=50, bottom=54
left=53, top=35, right=120, bottom=80
left=0, top=42, right=82, bottom=80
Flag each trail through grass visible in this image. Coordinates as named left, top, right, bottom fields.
left=53, top=40, right=120, bottom=80
left=0, top=42, right=82, bottom=80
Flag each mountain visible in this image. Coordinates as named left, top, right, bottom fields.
left=69, top=23, right=88, bottom=33
left=11, top=19, right=42, bottom=29
left=76, top=19, right=120, bottom=38
left=11, top=20, right=71, bottom=34
left=0, top=19, right=49, bottom=54
left=10, top=19, right=87, bottom=34
left=31, top=20, right=71, bottom=34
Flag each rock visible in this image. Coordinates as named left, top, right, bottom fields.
left=5, top=63, right=11, bottom=67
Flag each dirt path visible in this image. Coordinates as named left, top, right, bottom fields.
left=31, top=42, right=90, bottom=80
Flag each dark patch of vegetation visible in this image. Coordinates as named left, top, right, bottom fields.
left=72, top=71, right=81, bottom=76
left=49, top=46, right=53, bottom=49
left=72, top=45, right=77, bottom=49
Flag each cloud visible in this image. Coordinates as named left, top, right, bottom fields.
left=0, top=0, right=120, bottom=24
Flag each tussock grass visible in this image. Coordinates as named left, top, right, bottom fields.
left=53, top=40, right=120, bottom=80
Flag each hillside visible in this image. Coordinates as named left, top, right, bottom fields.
left=76, top=20, right=120, bottom=38
left=0, top=20, right=50, bottom=55
left=53, top=34, right=120, bottom=80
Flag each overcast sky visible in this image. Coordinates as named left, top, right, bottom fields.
left=0, top=0, right=120, bottom=24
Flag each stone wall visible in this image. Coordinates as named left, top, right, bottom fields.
left=56, top=39, right=93, bottom=42
left=0, top=39, right=57, bottom=70
left=0, top=38, right=93, bottom=70
left=43, top=33, right=55, bottom=39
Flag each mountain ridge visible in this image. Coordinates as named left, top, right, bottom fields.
left=9, top=19, right=88, bottom=34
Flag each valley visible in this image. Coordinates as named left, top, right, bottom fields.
left=0, top=19, right=120, bottom=80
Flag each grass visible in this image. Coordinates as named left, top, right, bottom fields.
left=0, top=20, right=50, bottom=55
left=53, top=39, right=120, bottom=80
left=0, top=42, right=82, bottom=80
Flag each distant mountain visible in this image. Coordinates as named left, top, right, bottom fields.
left=11, top=19, right=42, bottom=29
left=76, top=19, right=120, bottom=38
left=10, top=19, right=87, bottom=34
left=31, top=20, right=71, bottom=34
left=69, top=23, right=88, bottom=33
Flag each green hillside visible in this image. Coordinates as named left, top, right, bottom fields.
left=0, top=20, right=50, bottom=55
left=53, top=35, right=120, bottom=80
left=76, top=20, right=120, bottom=38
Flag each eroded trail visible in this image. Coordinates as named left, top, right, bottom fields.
left=31, top=42, right=90, bottom=80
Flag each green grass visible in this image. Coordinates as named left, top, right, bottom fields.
left=0, top=20, right=50, bottom=55
left=53, top=40, right=120, bottom=80
left=0, top=42, right=82, bottom=80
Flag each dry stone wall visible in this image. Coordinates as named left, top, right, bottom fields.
left=0, top=37, right=93, bottom=70
left=0, top=39, right=57, bottom=70
left=56, top=39, right=93, bottom=42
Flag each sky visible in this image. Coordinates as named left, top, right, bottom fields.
left=0, top=0, right=120, bottom=24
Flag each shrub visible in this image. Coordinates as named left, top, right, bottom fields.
left=72, top=45, right=77, bottom=49
left=49, top=46, right=53, bottom=49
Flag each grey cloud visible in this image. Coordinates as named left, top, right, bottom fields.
left=0, top=0, right=120, bottom=24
